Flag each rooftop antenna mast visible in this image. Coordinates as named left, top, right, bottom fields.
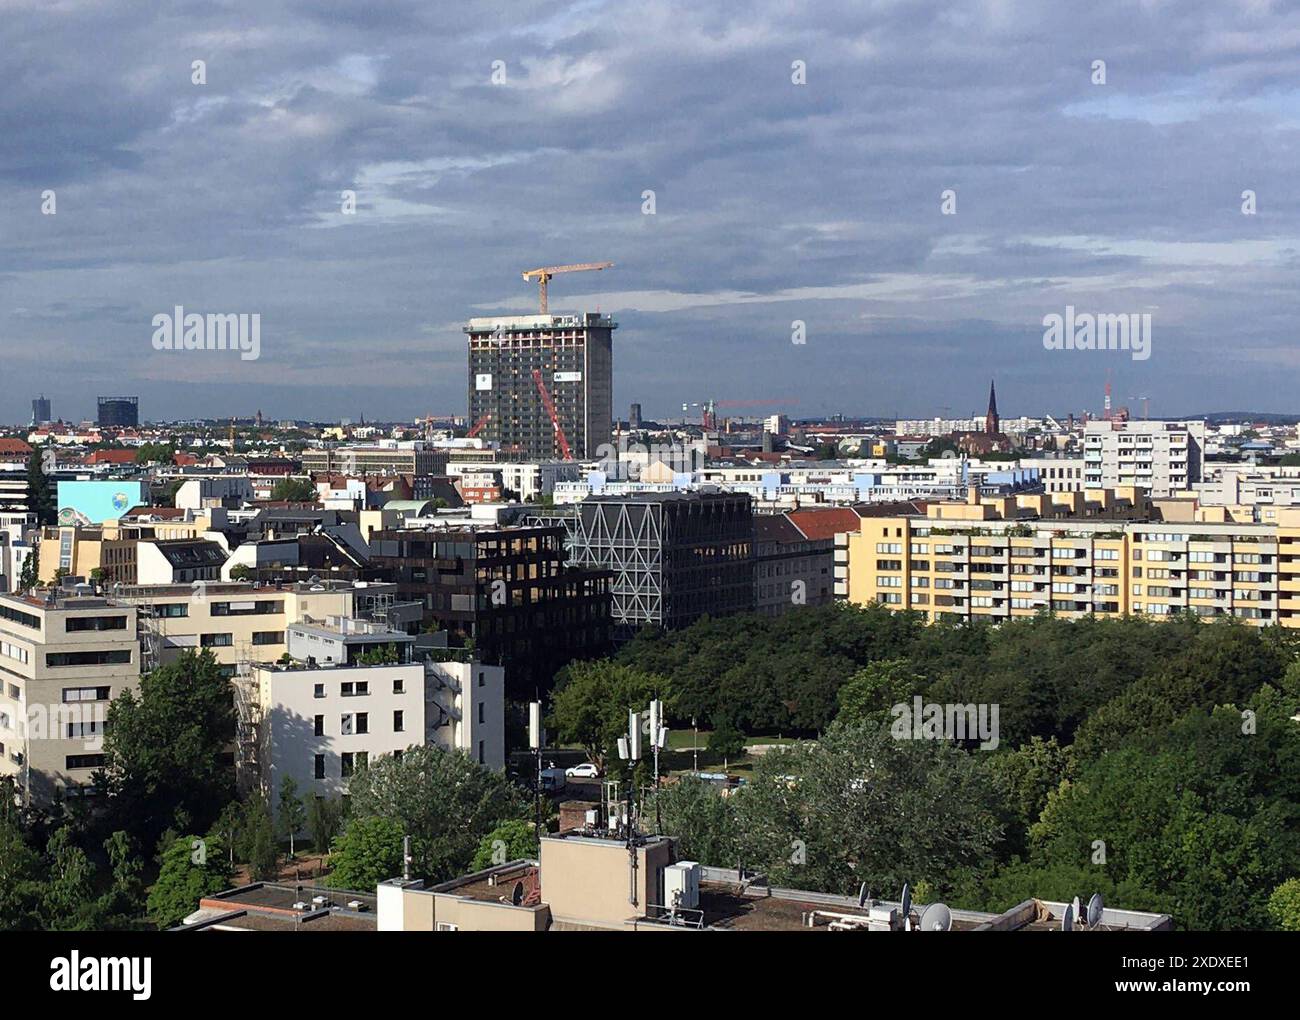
left=617, top=707, right=642, bottom=906
left=529, top=700, right=544, bottom=853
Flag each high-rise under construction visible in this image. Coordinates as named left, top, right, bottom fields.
left=465, top=311, right=616, bottom=461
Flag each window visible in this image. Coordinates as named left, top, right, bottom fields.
left=46, top=650, right=132, bottom=667
left=478, top=672, right=486, bottom=688
left=0, top=640, right=29, bottom=664
left=341, top=681, right=370, bottom=697
left=67, top=719, right=103, bottom=738
left=314, top=754, right=326, bottom=779
left=156, top=603, right=189, bottom=618
left=314, top=715, right=325, bottom=736
left=62, top=686, right=110, bottom=703
left=341, top=752, right=355, bottom=778
left=356, top=713, right=369, bottom=735
left=252, top=631, right=284, bottom=646
left=478, top=702, right=484, bottom=724
left=393, top=710, right=404, bottom=732
left=200, top=633, right=233, bottom=648
left=341, top=714, right=354, bottom=736
left=66, top=615, right=127, bottom=632
left=66, top=754, right=106, bottom=770
left=478, top=742, right=485, bottom=765
left=313, top=683, right=326, bottom=699
left=393, top=678, right=405, bottom=694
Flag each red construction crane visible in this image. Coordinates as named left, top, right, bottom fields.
left=532, top=369, right=573, bottom=460
left=521, top=262, right=613, bottom=313
left=466, top=413, right=492, bottom=439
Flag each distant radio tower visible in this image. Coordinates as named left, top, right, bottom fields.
left=1104, top=372, right=1112, bottom=420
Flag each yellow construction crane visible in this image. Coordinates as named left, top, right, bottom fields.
left=521, top=261, right=613, bottom=313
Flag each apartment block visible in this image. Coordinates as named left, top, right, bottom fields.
left=114, top=579, right=419, bottom=678
left=1083, top=420, right=1204, bottom=497
left=1018, top=456, right=1086, bottom=493
left=245, top=618, right=504, bottom=810
left=0, top=592, right=140, bottom=804
left=300, top=444, right=448, bottom=477
left=466, top=312, right=616, bottom=460
left=838, top=488, right=1300, bottom=627
left=752, top=508, right=855, bottom=616
left=368, top=525, right=611, bottom=696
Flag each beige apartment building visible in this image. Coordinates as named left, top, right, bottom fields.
left=0, top=592, right=140, bottom=804
left=113, top=579, right=419, bottom=677
left=38, top=509, right=225, bottom=584
left=837, top=486, right=1300, bottom=626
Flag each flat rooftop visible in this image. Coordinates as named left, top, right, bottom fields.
left=178, top=882, right=378, bottom=932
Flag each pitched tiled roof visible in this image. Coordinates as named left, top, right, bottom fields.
left=785, top=507, right=863, bottom=541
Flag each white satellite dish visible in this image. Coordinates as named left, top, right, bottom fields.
left=901, top=882, right=912, bottom=921
left=1087, top=893, right=1104, bottom=928
left=917, top=902, right=951, bottom=931
left=1071, top=896, right=1081, bottom=922
left=1062, top=903, right=1075, bottom=931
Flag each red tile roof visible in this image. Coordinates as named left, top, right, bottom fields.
left=0, top=438, right=33, bottom=456
left=785, top=507, right=862, bottom=541
left=86, top=449, right=137, bottom=464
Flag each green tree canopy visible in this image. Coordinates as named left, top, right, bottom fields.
left=549, top=659, right=668, bottom=769
left=327, top=816, right=405, bottom=891
left=98, top=650, right=237, bottom=848
left=344, top=745, right=528, bottom=883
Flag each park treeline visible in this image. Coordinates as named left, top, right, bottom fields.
left=618, top=605, right=1300, bottom=930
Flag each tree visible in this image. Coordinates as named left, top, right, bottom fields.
left=731, top=720, right=1003, bottom=896
left=836, top=658, right=926, bottom=728
left=706, top=713, right=745, bottom=760
left=25, top=449, right=54, bottom=525
left=344, top=745, right=528, bottom=883
left=277, top=776, right=306, bottom=857
left=271, top=477, right=317, bottom=502
left=550, top=660, right=668, bottom=770
left=228, top=564, right=254, bottom=582
left=147, top=834, right=234, bottom=929
left=1268, top=879, right=1300, bottom=931
left=17, top=546, right=39, bottom=593
left=471, top=819, right=538, bottom=871
left=327, top=816, right=405, bottom=891
left=238, top=793, right=280, bottom=881
left=0, top=814, right=43, bottom=930
left=307, top=795, right=346, bottom=856
left=98, top=651, right=236, bottom=848
left=650, top=776, right=738, bottom=864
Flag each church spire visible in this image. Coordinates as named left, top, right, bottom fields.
left=985, top=380, right=999, bottom=435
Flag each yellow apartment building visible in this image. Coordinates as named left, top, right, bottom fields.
left=839, top=487, right=1300, bottom=626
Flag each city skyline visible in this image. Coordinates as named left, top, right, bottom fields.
left=3, top=2, right=1300, bottom=424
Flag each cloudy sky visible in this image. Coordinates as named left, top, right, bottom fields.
left=3, top=0, right=1299, bottom=426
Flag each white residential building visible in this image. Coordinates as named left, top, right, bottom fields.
left=245, top=617, right=505, bottom=811
left=1083, top=420, right=1205, bottom=498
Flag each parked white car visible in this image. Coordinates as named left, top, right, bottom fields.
left=565, top=762, right=602, bottom=779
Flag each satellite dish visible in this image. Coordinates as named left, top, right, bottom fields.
left=1071, top=896, right=1081, bottom=922
left=900, top=882, right=912, bottom=921
left=1062, top=903, right=1075, bottom=931
left=1087, top=893, right=1104, bottom=928
left=917, top=902, right=951, bottom=931
left=857, top=883, right=869, bottom=908
left=511, top=881, right=525, bottom=906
